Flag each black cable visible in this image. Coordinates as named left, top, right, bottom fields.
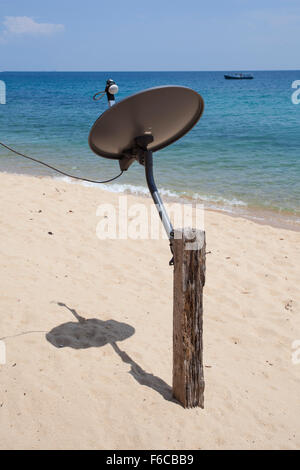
left=93, top=90, right=106, bottom=101
left=0, top=141, right=124, bottom=184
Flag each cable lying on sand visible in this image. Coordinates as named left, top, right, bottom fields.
left=0, top=141, right=124, bottom=184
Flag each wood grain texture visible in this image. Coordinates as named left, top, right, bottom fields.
left=173, top=228, right=206, bottom=408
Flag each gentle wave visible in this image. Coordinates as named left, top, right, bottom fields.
left=58, top=176, right=177, bottom=197
left=57, top=175, right=247, bottom=209
left=191, top=192, right=247, bottom=207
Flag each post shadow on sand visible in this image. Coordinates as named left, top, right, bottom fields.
left=46, top=302, right=175, bottom=403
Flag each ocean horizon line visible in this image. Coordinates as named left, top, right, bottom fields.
left=2, top=69, right=300, bottom=73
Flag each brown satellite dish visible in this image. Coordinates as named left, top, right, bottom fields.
left=89, top=86, right=204, bottom=160
left=89, top=83, right=205, bottom=265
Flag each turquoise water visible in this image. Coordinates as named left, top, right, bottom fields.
left=0, top=71, right=299, bottom=223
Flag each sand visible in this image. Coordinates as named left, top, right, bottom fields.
left=0, top=172, right=299, bottom=450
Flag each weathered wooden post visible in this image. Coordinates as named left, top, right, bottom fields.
left=172, top=228, right=206, bottom=408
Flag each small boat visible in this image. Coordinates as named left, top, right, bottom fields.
left=224, top=73, right=254, bottom=80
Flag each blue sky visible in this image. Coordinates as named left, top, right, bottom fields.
left=0, top=0, right=299, bottom=71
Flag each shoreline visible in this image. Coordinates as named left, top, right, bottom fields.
left=1, top=169, right=299, bottom=233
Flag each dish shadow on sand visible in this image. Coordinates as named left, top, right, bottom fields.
left=46, top=302, right=175, bottom=403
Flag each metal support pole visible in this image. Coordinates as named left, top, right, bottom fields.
left=145, top=151, right=174, bottom=252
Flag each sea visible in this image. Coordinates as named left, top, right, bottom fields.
left=0, top=71, right=299, bottom=229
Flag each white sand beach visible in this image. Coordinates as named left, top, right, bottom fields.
left=0, top=172, right=299, bottom=450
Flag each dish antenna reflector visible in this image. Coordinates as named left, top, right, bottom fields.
left=89, top=80, right=204, bottom=264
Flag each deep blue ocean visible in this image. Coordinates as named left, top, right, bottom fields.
left=0, top=71, right=299, bottom=226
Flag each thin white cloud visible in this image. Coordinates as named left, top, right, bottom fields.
left=0, top=16, right=64, bottom=41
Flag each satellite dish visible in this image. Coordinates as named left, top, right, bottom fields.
left=89, top=82, right=205, bottom=265
left=89, top=86, right=204, bottom=163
